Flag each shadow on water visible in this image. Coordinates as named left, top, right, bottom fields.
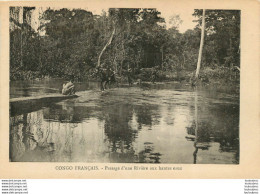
left=9, top=82, right=239, bottom=163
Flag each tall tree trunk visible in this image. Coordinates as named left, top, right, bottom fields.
left=97, top=24, right=116, bottom=68
left=161, top=47, right=163, bottom=69
left=120, top=60, right=123, bottom=76
left=145, top=53, right=148, bottom=67
left=38, top=8, right=42, bottom=73
left=20, top=27, right=23, bottom=68
left=20, top=8, right=24, bottom=68
left=195, top=9, right=206, bottom=79
left=182, top=53, right=185, bottom=69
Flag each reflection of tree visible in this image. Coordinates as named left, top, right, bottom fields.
left=22, top=113, right=37, bottom=150
left=135, top=105, right=152, bottom=129
left=99, top=103, right=161, bottom=163
left=185, top=91, right=211, bottom=164
left=63, top=125, right=74, bottom=162
left=138, top=142, right=161, bottom=163
left=43, top=102, right=94, bottom=123
left=186, top=90, right=239, bottom=164
left=100, top=101, right=162, bottom=163
left=10, top=109, right=82, bottom=162
left=102, top=103, right=137, bottom=162
left=10, top=115, right=26, bottom=161
left=186, top=121, right=211, bottom=142
left=10, top=112, right=57, bottom=162
left=134, top=104, right=161, bottom=130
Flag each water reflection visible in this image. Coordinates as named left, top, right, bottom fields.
left=186, top=90, right=239, bottom=164
left=43, top=102, right=95, bottom=123
left=102, top=103, right=137, bottom=163
left=10, top=84, right=239, bottom=163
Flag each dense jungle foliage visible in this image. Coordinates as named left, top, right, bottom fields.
left=10, top=8, right=240, bottom=84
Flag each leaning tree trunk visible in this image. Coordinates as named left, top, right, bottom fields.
left=97, top=24, right=116, bottom=68
left=195, top=9, right=206, bottom=79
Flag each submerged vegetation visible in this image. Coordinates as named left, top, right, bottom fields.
left=10, top=8, right=240, bottom=86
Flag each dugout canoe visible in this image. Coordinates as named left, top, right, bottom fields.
left=10, top=94, right=78, bottom=117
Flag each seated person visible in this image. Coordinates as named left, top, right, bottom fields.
left=62, top=81, right=75, bottom=95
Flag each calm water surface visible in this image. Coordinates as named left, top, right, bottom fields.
left=10, top=81, right=239, bottom=164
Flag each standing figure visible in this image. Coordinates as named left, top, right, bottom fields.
left=99, top=66, right=109, bottom=91
left=96, top=64, right=119, bottom=91
left=151, top=67, right=158, bottom=83
left=107, top=69, right=118, bottom=88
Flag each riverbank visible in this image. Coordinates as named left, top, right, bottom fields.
left=10, top=65, right=240, bottom=83
left=10, top=66, right=240, bottom=99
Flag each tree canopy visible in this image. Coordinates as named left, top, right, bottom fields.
left=10, top=8, right=240, bottom=82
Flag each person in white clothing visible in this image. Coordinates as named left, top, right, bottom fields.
left=62, top=80, right=75, bottom=95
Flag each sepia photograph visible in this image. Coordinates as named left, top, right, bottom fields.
left=8, top=6, right=241, bottom=164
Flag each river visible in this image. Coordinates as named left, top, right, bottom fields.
left=9, top=79, right=239, bottom=164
